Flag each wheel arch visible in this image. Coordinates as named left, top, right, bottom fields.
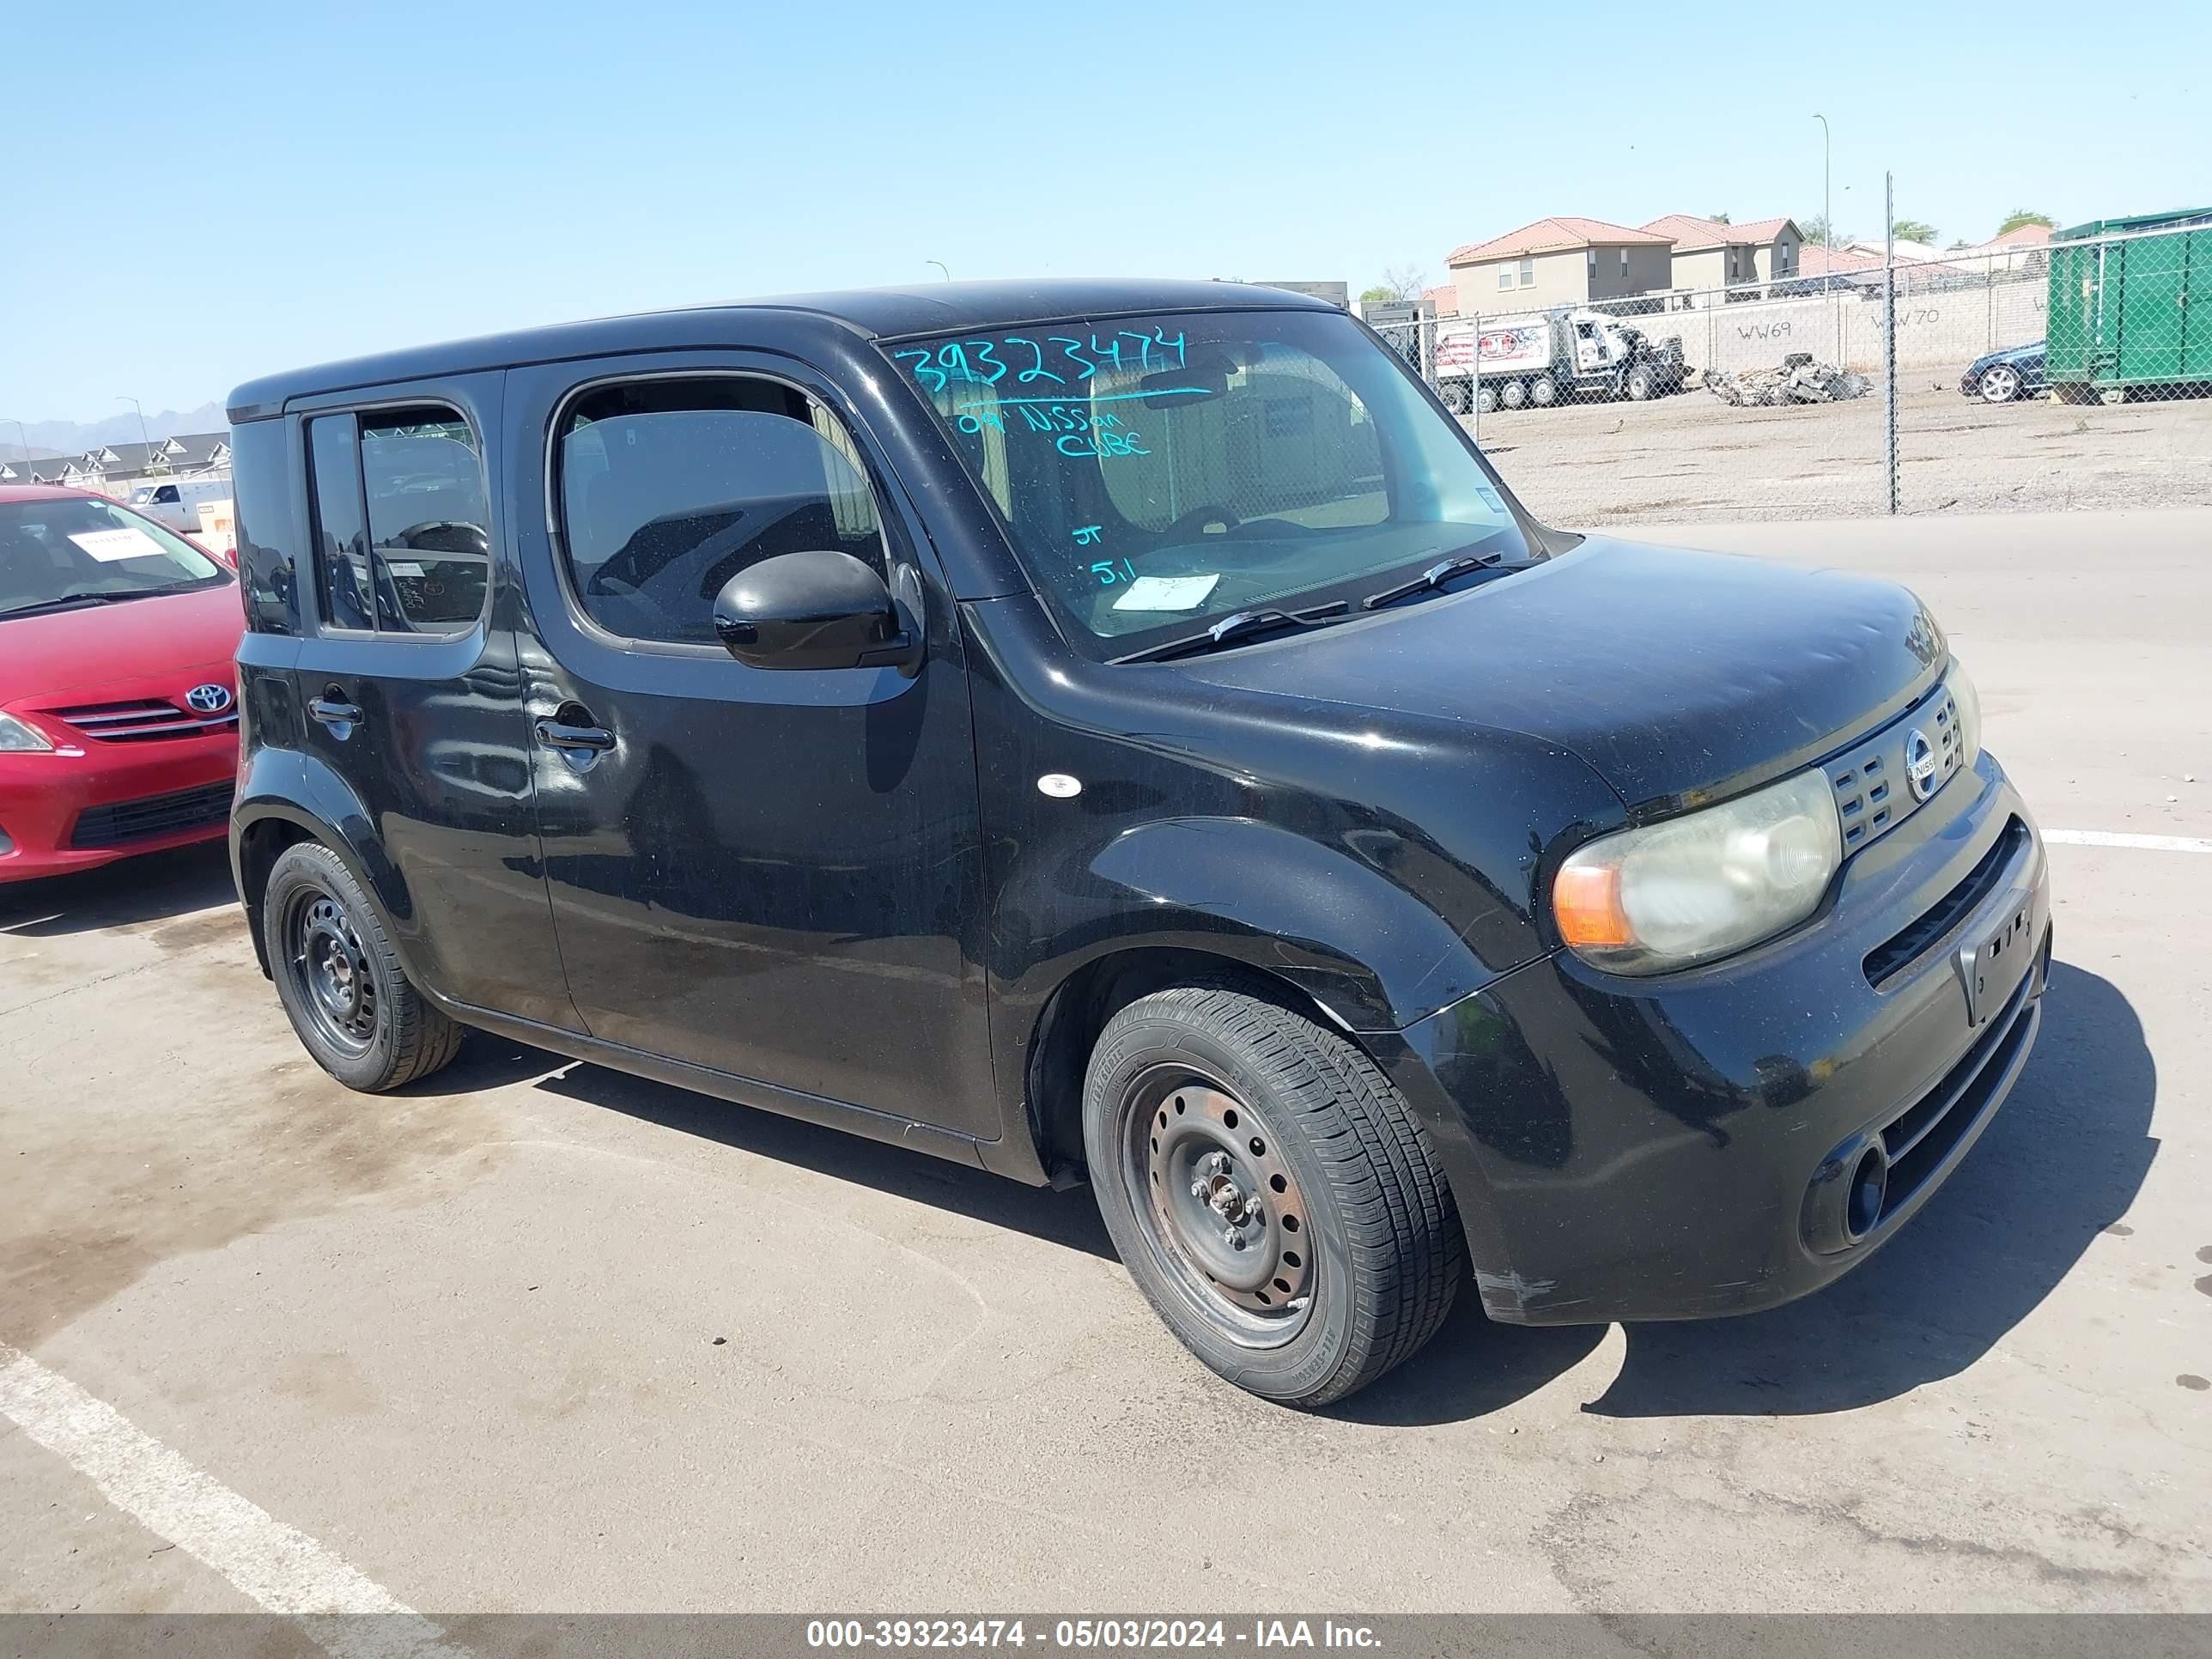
left=1023, top=946, right=1355, bottom=1182
left=232, top=747, right=416, bottom=984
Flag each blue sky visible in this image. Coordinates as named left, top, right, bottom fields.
left=3, top=0, right=2203, bottom=423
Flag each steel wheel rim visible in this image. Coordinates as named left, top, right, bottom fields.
left=1121, top=1064, right=1315, bottom=1347
left=286, top=887, right=378, bottom=1055
left=1982, top=367, right=2017, bottom=402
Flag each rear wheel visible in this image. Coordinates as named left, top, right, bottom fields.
left=1083, top=987, right=1464, bottom=1407
left=1529, top=374, right=1559, bottom=407
left=263, top=842, right=464, bottom=1092
left=1499, top=379, right=1528, bottom=410
left=1474, top=383, right=1498, bottom=415
left=2097, top=385, right=2128, bottom=406
left=1438, top=380, right=1472, bottom=415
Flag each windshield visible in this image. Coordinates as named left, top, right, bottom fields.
left=0, top=495, right=230, bottom=619
left=886, top=307, right=1536, bottom=659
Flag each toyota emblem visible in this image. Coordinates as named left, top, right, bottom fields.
left=185, top=683, right=234, bottom=715
left=1904, top=727, right=1939, bottom=801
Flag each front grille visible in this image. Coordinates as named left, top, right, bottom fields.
left=1863, top=817, right=2029, bottom=988
left=1873, top=959, right=2041, bottom=1221
left=1826, top=685, right=1964, bottom=855
left=51, top=698, right=237, bottom=743
left=69, top=781, right=233, bottom=849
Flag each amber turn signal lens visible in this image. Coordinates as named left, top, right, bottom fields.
left=1553, top=861, right=1633, bottom=949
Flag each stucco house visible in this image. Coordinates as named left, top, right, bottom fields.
left=1642, top=215, right=1805, bottom=296
left=1444, top=216, right=1674, bottom=315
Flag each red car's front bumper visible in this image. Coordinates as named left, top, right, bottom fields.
left=0, top=673, right=240, bottom=884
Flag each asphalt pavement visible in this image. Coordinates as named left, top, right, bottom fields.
left=2, top=510, right=2207, bottom=1620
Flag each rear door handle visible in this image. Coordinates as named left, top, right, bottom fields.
left=308, top=696, right=362, bottom=729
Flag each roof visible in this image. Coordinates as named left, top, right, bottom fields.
left=1446, top=216, right=1673, bottom=266
left=1423, top=283, right=1460, bottom=316
left=229, top=278, right=1331, bottom=418
left=1728, top=216, right=1800, bottom=243
left=67, top=433, right=230, bottom=476
left=2054, top=206, right=2212, bottom=241
left=1796, top=243, right=1887, bottom=276
left=1991, top=222, right=2052, bottom=247
left=1641, top=214, right=1741, bottom=252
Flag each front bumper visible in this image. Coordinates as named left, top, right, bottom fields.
left=1381, top=753, right=2050, bottom=1325
left=0, top=736, right=237, bottom=883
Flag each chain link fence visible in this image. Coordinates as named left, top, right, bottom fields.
left=1371, top=216, right=2212, bottom=526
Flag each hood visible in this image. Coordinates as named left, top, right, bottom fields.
left=0, top=580, right=245, bottom=706
left=1176, top=537, right=1943, bottom=813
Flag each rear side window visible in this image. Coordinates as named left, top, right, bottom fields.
left=556, top=377, right=886, bottom=647
left=306, top=404, right=490, bottom=636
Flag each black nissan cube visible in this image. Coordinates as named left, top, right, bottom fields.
left=226, top=279, right=2051, bottom=1407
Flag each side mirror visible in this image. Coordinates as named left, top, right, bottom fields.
left=711, top=550, right=920, bottom=674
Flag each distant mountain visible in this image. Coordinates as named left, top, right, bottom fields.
left=3, top=402, right=228, bottom=464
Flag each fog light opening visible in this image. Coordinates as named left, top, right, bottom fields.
left=1845, top=1145, right=1889, bottom=1242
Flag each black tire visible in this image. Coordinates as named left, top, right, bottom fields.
left=1438, top=380, right=1472, bottom=415
left=1500, top=379, right=1527, bottom=410
left=1083, top=987, right=1464, bottom=1407
left=1474, top=383, right=1498, bottom=415
left=262, top=842, right=465, bottom=1092
left=1625, top=365, right=1653, bottom=401
left=1529, top=374, right=1559, bottom=408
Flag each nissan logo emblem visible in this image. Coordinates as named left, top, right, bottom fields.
left=185, top=683, right=234, bottom=715
left=1904, top=728, right=1939, bottom=801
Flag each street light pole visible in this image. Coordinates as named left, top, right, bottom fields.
left=115, top=395, right=150, bottom=450
left=1812, top=112, right=1831, bottom=264
left=925, top=260, right=951, bottom=283
left=2, top=417, right=30, bottom=466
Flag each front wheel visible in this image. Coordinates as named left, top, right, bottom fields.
left=1978, top=363, right=2021, bottom=404
left=1083, top=987, right=1465, bottom=1407
left=263, top=842, right=465, bottom=1092
left=1625, top=365, right=1653, bottom=401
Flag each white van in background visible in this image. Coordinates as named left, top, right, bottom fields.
left=127, top=476, right=232, bottom=534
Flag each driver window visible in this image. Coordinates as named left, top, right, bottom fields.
left=358, top=405, right=491, bottom=635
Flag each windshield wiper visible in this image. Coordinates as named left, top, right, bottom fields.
left=0, top=591, right=149, bottom=621
left=1110, top=602, right=1351, bottom=665
left=1360, top=552, right=1512, bottom=611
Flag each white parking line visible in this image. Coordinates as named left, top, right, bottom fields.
left=2045, top=829, right=2212, bottom=854
left=0, top=1342, right=464, bottom=1658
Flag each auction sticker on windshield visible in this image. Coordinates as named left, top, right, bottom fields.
left=69, top=527, right=166, bottom=562
left=1113, top=574, right=1220, bottom=612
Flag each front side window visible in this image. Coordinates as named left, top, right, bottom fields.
left=556, top=378, right=886, bottom=647
left=0, top=495, right=229, bottom=620
left=886, top=308, right=1533, bottom=659
left=307, top=404, right=489, bottom=635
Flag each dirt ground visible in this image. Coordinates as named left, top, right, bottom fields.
left=1464, top=374, right=2212, bottom=525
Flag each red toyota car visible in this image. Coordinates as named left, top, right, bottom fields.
left=0, top=484, right=243, bottom=882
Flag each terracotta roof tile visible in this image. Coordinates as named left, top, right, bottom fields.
left=1446, top=216, right=1673, bottom=265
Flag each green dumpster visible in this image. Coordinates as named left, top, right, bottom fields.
left=2046, top=206, right=2212, bottom=402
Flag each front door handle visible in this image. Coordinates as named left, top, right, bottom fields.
left=534, top=713, right=615, bottom=772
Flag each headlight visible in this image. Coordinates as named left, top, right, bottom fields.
left=1949, top=662, right=1981, bottom=769
left=0, top=713, right=55, bottom=753
left=1553, top=769, right=1842, bottom=975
